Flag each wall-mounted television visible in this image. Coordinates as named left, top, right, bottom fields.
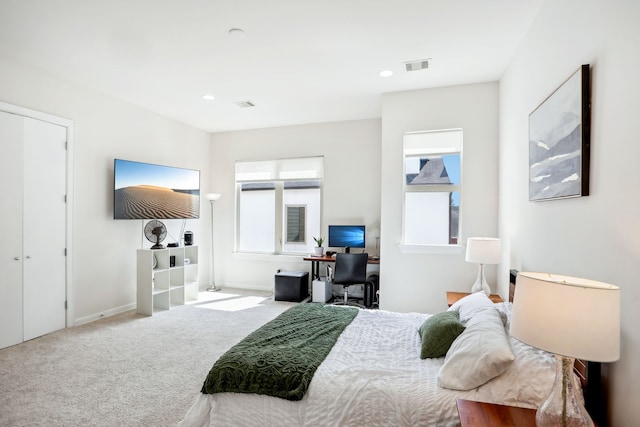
left=328, top=225, right=366, bottom=253
left=113, top=159, right=200, bottom=220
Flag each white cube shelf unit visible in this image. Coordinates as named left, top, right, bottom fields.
left=137, top=246, right=199, bottom=315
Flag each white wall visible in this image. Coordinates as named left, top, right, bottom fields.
left=380, top=82, right=499, bottom=314
left=4, top=4, right=635, bottom=419
left=209, top=119, right=381, bottom=291
left=498, top=1, right=640, bottom=425
left=0, top=57, right=211, bottom=323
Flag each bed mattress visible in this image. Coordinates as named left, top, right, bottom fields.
left=178, top=304, right=556, bottom=427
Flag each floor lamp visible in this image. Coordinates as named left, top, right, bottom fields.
left=206, top=193, right=222, bottom=292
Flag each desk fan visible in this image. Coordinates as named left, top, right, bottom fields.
left=144, top=220, right=167, bottom=249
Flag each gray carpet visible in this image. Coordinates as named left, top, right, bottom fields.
left=0, top=289, right=294, bottom=427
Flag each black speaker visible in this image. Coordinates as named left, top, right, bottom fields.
left=184, top=231, right=193, bottom=246
left=364, top=273, right=379, bottom=308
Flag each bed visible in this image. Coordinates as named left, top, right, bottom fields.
left=177, top=288, right=574, bottom=427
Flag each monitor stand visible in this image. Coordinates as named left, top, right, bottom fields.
left=344, top=247, right=350, bottom=253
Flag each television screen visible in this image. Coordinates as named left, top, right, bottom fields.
left=328, top=225, right=366, bottom=249
left=114, top=159, right=200, bottom=220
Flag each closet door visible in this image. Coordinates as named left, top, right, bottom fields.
left=0, top=111, right=24, bottom=349
left=22, top=116, right=67, bottom=341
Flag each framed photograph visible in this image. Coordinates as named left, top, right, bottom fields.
left=529, top=64, right=591, bottom=201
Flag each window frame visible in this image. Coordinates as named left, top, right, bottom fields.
left=234, top=157, right=323, bottom=255
left=400, top=129, right=463, bottom=254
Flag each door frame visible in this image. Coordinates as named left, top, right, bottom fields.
left=0, top=101, right=75, bottom=327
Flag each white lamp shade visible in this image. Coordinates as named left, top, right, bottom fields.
left=510, top=272, right=620, bottom=362
left=206, top=193, right=222, bottom=201
left=465, top=237, right=501, bottom=264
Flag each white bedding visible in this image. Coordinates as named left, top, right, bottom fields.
left=178, top=304, right=556, bottom=427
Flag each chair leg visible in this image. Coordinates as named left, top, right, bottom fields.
left=333, top=287, right=351, bottom=305
left=334, top=286, right=364, bottom=308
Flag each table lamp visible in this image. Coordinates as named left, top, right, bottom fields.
left=510, top=272, right=620, bottom=427
left=465, top=237, right=501, bottom=295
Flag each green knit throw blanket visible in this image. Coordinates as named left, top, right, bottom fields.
left=201, top=303, right=358, bottom=401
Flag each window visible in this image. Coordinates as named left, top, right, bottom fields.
left=236, top=157, right=323, bottom=254
left=402, top=129, right=462, bottom=246
left=285, top=205, right=306, bottom=243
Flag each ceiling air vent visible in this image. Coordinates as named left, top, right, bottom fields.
left=404, top=59, right=430, bottom=72
left=234, top=100, right=256, bottom=108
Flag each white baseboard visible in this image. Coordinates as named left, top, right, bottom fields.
left=74, top=302, right=136, bottom=326
left=208, top=282, right=273, bottom=292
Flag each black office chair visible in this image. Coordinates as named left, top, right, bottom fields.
left=333, top=253, right=369, bottom=307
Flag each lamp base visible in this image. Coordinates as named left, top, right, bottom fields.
left=206, top=285, right=221, bottom=292
left=470, top=264, right=491, bottom=295
left=536, top=355, right=594, bottom=427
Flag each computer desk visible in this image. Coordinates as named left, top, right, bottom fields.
left=303, top=254, right=380, bottom=280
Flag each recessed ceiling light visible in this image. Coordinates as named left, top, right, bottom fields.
left=379, top=70, right=393, bottom=77
left=228, top=28, right=245, bottom=37
left=202, top=94, right=215, bottom=101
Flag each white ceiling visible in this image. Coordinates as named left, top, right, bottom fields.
left=0, top=0, right=543, bottom=133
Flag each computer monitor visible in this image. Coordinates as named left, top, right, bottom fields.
left=328, top=225, right=366, bottom=253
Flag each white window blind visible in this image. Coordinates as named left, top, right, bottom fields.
left=235, top=157, right=324, bottom=182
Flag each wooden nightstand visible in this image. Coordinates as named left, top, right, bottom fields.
left=456, top=399, right=536, bottom=427
left=447, top=291, right=504, bottom=307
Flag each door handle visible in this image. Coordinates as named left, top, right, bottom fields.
left=26, top=255, right=32, bottom=259
left=14, top=256, right=20, bottom=261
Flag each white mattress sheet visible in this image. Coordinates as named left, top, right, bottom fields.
left=178, top=307, right=556, bottom=427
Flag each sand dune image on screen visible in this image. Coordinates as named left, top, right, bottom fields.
left=114, top=185, right=199, bottom=219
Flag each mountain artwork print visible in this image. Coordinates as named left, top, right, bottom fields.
left=528, top=65, right=590, bottom=201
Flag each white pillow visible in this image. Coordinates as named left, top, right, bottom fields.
left=495, top=336, right=556, bottom=405
left=494, top=301, right=512, bottom=330
left=447, top=291, right=494, bottom=324
left=438, top=305, right=515, bottom=390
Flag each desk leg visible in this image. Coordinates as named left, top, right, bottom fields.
left=311, top=260, right=320, bottom=280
